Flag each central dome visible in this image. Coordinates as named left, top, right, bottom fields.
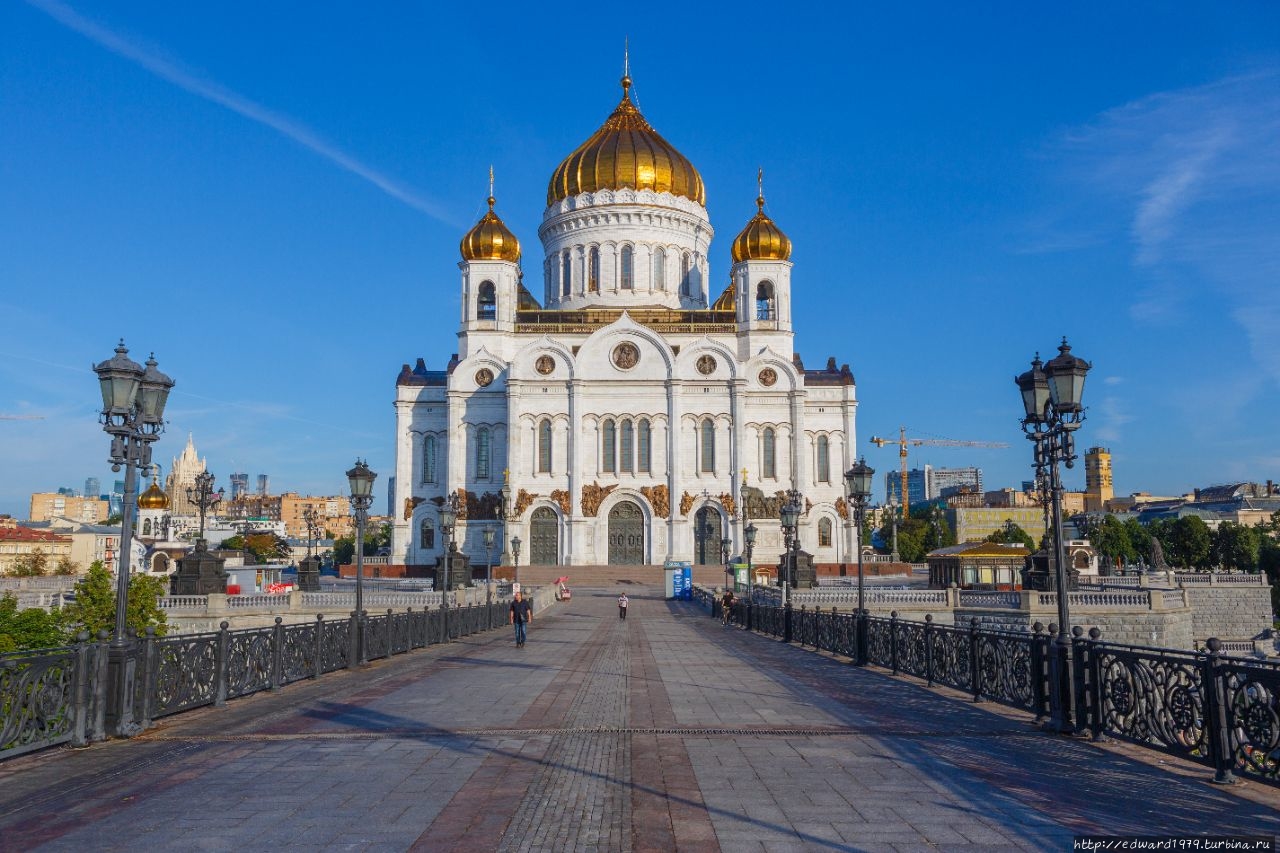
left=547, top=76, right=705, bottom=207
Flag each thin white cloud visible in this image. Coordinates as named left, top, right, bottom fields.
left=24, top=0, right=457, bottom=226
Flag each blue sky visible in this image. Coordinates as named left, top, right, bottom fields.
left=2, top=1, right=1278, bottom=518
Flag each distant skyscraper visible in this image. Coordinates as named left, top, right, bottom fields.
left=165, top=434, right=208, bottom=514
left=885, top=469, right=928, bottom=508
left=256, top=474, right=269, bottom=496
left=230, top=473, right=249, bottom=500
left=929, top=467, right=982, bottom=499
left=85, top=477, right=101, bottom=499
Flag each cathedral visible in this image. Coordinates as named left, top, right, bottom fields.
left=390, top=71, right=858, bottom=569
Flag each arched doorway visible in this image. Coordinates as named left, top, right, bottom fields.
left=608, top=501, right=644, bottom=565
left=530, top=507, right=558, bottom=566
left=694, top=506, right=723, bottom=565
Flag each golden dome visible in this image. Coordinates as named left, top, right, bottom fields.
left=138, top=477, right=170, bottom=510
left=460, top=195, right=521, bottom=263
left=732, top=194, right=792, bottom=263
left=547, top=75, right=705, bottom=207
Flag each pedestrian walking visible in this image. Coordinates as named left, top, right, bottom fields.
left=618, top=593, right=629, bottom=620
left=510, top=590, right=532, bottom=647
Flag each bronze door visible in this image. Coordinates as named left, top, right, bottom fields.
left=608, top=501, right=644, bottom=565
left=530, top=507, right=558, bottom=566
left=694, top=506, right=723, bottom=565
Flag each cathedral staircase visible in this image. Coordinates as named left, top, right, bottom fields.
left=491, top=564, right=732, bottom=588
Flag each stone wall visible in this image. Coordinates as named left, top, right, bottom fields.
left=1180, top=583, right=1272, bottom=641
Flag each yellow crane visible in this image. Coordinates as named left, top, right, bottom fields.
left=869, top=426, right=1008, bottom=517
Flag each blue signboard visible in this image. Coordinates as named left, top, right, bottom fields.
left=681, top=566, right=692, bottom=600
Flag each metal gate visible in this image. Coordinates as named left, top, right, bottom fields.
left=608, top=501, right=644, bottom=565
left=694, top=506, right=723, bottom=565
left=530, top=507, right=558, bottom=566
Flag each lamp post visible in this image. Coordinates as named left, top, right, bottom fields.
left=511, top=535, right=522, bottom=590
left=94, top=341, right=174, bottom=737
left=744, top=521, right=758, bottom=628
left=720, top=536, right=731, bottom=590
left=186, top=470, right=223, bottom=545
left=1015, top=338, right=1091, bottom=733
left=887, top=497, right=900, bottom=564
left=346, top=459, right=376, bottom=666
left=778, top=489, right=803, bottom=597
left=844, top=457, right=875, bottom=665
left=303, top=507, right=320, bottom=559
left=439, top=492, right=460, bottom=601
left=483, top=526, right=496, bottom=614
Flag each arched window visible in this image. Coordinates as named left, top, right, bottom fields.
left=602, top=419, right=616, bottom=473
left=700, top=418, right=715, bottom=473
left=475, top=426, right=491, bottom=480
left=763, top=427, right=777, bottom=479
left=561, top=250, right=571, bottom=296
left=142, top=518, right=152, bottom=536
left=653, top=247, right=666, bottom=291
left=588, top=247, right=600, bottom=292
left=423, top=435, right=437, bottom=484
left=420, top=518, right=435, bottom=549
left=818, top=517, right=833, bottom=547
left=816, top=435, right=830, bottom=483
left=620, top=419, right=634, bottom=472
left=681, top=252, right=692, bottom=296
left=538, top=420, right=552, bottom=473
left=620, top=245, right=633, bottom=290
left=637, top=418, right=651, bottom=473
left=756, top=280, right=776, bottom=320
left=477, top=280, right=496, bottom=320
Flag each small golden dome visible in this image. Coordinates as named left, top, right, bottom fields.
left=460, top=196, right=521, bottom=263
left=732, top=195, right=792, bottom=263
left=548, top=76, right=705, bottom=207
left=138, top=477, right=170, bottom=510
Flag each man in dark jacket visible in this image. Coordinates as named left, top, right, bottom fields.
left=510, top=590, right=532, bottom=647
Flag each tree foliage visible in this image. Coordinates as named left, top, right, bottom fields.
left=1211, top=522, right=1261, bottom=572
left=1091, top=515, right=1137, bottom=569
left=9, top=547, right=49, bottom=577
left=0, top=593, right=67, bottom=653
left=60, top=560, right=167, bottom=639
left=984, top=521, right=1036, bottom=550
left=332, top=522, right=391, bottom=566
left=220, top=533, right=292, bottom=563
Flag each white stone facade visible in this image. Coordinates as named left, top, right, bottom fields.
left=391, top=95, right=858, bottom=569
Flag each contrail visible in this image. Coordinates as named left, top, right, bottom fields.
left=24, top=0, right=458, bottom=226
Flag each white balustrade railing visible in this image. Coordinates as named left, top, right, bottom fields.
left=959, top=591, right=1021, bottom=609
left=158, top=596, right=208, bottom=611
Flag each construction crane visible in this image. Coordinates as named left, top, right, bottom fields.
left=869, top=426, right=1008, bottom=517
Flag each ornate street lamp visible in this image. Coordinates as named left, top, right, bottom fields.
left=1015, top=337, right=1091, bottom=733
left=94, top=341, right=173, bottom=736
left=498, top=474, right=512, bottom=566
left=844, top=457, right=874, bottom=665
left=511, top=535, right=522, bottom=590
left=303, top=507, right=320, bottom=559
left=720, top=536, right=732, bottom=589
left=186, top=470, right=223, bottom=545
left=483, top=526, right=496, bottom=615
left=778, top=489, right=802, bottom=598
left=439, top=492, right=460, bottom=604
left=346, top=459, right=376, bottom=666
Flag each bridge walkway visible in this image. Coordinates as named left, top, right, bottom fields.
left=0, top=588, right=1276, bottom=851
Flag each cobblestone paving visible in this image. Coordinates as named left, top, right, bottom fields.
left=0, top=589, right=1276, bottom=852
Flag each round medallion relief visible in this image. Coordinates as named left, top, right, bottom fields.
left=612, top=342, right=640, bottom=370
left=759, top=368, right=778, bottom=387
left=696, top=355, right=717, bottom=375
left=535, top=355, right=555, bottom=375
left=475, top=368, right=494, bottom=387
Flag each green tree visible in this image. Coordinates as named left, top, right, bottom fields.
left=1259, top=537, right=1280, bottom=615
left=220, top=533, right=291, bottom=563
left=1161, top=516, right=1212, bottom=570
left=1123, top=517, right=1151, bottom=562
left=54, top=557, right=77, bottom=576
left=921, top=508, right=955, bottom=554
left=10, top=547, right=49, bottom=577
left=60, top=560, right=168, bottom=638
left=332, top=536, right=355, bottom=566
left=984, top=521, right=1036, bottom=550
left=895, top=519, right=929, bottom=563
left=331, top=523, right=390, bottom=566
left=0, top=593, right=68, bottom=653
left=1211, top=522, right=1261, bottom=572
left=1091, top=515, right=1138, bottom=570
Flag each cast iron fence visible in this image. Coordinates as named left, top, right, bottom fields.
left=695, top=588, right=1280, bottom=788
left=1, top=600, right=510, bottom=761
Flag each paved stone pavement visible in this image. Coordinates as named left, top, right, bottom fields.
left=1, top=589, right=1278, bottom=852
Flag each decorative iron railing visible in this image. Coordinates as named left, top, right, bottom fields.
left=698, top=592, right=1280, bottom=788
left=1, top=600, right=512, bottom=761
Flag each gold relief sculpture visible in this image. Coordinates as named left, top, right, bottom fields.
left=679, top=491, right=696, bottom=516
left=403, top=496, right=425, bottom=521
left=455, top=488, right=471, bottom=520
left=719, top=493, right=736, bottom=517
left=550, top=489, right=572, bottom=515
left=805, top=498, right=813, bottom=516
left=581, top=481, right=618, bottom=517
left=835, top=497, right=848, bottom=520
left=640, top=484, right=669, bottom=517
left=513, top=489, right=536, bottom=517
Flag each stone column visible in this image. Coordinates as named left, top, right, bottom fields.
left=666, top=379, right=683, bottom=561
left=567, top=378, right=582, bottom=565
